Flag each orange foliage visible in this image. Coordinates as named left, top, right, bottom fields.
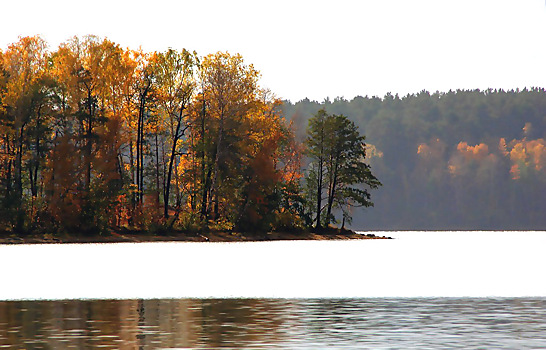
left=506, top=138, right=546, bottom=179
left=448, top=142, right=497, bottom=177
left=456, top=142, right=489, bottom=160
left=443, top=136, right=546, bottom=181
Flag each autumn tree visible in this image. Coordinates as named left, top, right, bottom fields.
left=0, top=47, right=10, bottom=229
left=132, top=52, right=157, bottom=209
left=154, top=49, right=197, bottom=220
left=305, top=109, right=381, bottom=230
left=0, top=36, right=51, bottom=231
left=234, top=92, right=303, bottom=231
left=47, top=36, right=127, bottom=233
left=197, top=52, right=259, bottom=222
left=174, top=53, right=304, bottom=232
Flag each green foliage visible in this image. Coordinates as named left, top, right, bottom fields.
left=304, top=109, right=381, bottom=229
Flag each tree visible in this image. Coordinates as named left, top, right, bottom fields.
left=48, top=36, right=127, bottom=233
left=0, top=36, right=51, bottom=230
left=198, top=52, right=259, bottom=222
left=305, top=109, right=327, bottom=229
left=177, top=54, right=303, bottom=232
left=154, top=48, right=197, bottom=220
left=305, top=109, right=381, bottom=230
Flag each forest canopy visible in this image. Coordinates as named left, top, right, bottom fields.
left=0, top=35, right=379, bottom=236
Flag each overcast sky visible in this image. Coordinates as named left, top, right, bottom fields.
left=2, top=0, right=546, bottom=102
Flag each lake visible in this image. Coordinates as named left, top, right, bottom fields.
left=1, top=231, right=545, bottom=348
left=1, top=297, right=545, bottom=349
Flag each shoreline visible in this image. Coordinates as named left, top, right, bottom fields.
left=0, top=230, right=392, bottom=245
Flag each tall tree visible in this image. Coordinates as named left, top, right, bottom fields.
left=48, top=36, right=127, bottom=232
left=305, top=109, right=381, bottom=230
left=305, top=109, right=327, bottom=229
left=198, top=52, right=259, bottom=221
left=0, top=36, right=50, bottom=230
left=133, top=52, right=156, bottom=207
left=154, top=49, right=196, bottom=219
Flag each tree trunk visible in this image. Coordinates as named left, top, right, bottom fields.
left=136, top=111, right=141, bottom=205
left=326, top=161, right=339, bottom=226
left=15, top=127, right=23, bottom=199
left=136, top=84, right=150, bottom=205
left=129, top=139, right=135, bottom=224
left=164, top=109, right=184, bottom=219
left=315, top=159, right=323, bottom=230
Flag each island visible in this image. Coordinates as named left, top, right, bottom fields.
left=0, top=36, right=382, bottom=243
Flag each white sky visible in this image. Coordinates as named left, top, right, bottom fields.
left=2, top=0, right=546, bottom=102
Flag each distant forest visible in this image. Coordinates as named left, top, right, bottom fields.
left=282, top=89, right=546, bottom=230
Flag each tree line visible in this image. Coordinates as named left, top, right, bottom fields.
left=0, top=35, right=379, bottom=235
left=283, top=89, right=546, bottom=230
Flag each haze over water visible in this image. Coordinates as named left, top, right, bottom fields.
left=1, top=231, right=545, bottom=300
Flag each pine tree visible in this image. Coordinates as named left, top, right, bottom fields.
left=305, top=109, right=381, bottom=230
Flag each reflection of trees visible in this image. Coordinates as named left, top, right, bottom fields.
left=197, top=299, right=286, bottom=347
left=136, top=299, right=288, bottom=348
left=0, top=299, right=288, bottom=349
left=0, top=300, right=143, bottom=349
left=2, top=298, right=546, bottom=348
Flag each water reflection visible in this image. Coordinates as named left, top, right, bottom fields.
left=0, top=299, right=290, bottom=349
left=0, top=298, right=545, bottom=349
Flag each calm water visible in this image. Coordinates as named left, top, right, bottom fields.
left=1, top=231, right=545, bottom=348
left=1, top=298, right=545, bottom=349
